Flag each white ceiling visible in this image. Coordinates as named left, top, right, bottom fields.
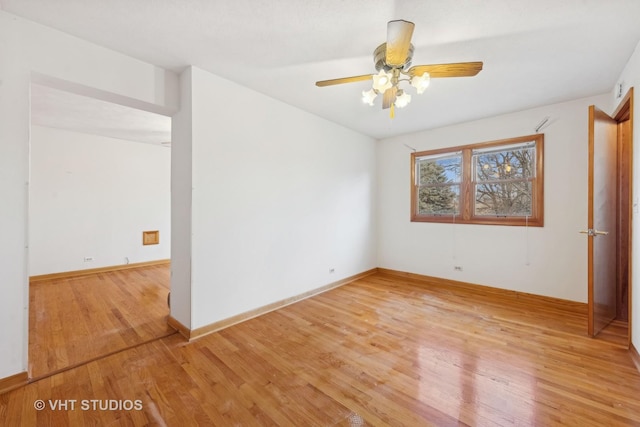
left=30, top=84, right=172, bottom=145
left=5, top=0, right=640, bottom=141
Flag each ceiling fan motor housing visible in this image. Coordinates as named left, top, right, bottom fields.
left=374, top=43, right=414, bottom=71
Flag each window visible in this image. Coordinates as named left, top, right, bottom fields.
left=411, top=134, right=544, bottom=226
left=415, top=152, right=462, bottom=216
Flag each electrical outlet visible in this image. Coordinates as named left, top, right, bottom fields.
left=84, top=257, right=94, bottom=262
left=454, top=266, right=463, bottom=271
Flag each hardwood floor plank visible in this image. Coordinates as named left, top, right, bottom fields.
left=29, top=264, right=173, bottom=378
left=4, top=271, right=640, bottom=425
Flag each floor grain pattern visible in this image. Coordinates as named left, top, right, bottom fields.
left=29, top=264, right=173, bottom=379
left=3, top=272, right=640, bottom=426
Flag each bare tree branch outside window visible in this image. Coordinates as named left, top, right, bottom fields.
left=474, top=145, right=534, bottom=216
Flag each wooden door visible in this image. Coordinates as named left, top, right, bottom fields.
left=587, top=106, right=618, bottom=337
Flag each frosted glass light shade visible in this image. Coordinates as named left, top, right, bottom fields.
left=362, top=89, right=377, bottom=106
left=411, top=72, right=431, bottom=94
left=395, top=91, right=411, bottom=108
left=372, top=69, right=393, bottom=92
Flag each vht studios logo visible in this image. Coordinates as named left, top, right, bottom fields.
left=34, top=399, right=143, bottom=411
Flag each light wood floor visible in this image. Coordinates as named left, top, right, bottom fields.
left=29, top=264, right=174, bottom=379
left=4, top=271, right=640, bottom=425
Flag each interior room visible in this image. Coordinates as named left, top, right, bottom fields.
left=2, top=1, right=640, bottom=425
left=27, top=84, right=173, bottom=378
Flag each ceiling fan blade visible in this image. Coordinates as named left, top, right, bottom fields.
left=382, top=86, right=397, bottom=109
left=386, top=20, right=415, bottom=67
left=408, top=62, right=483, bottom=78
left=315, top=74, right=373, bottom=87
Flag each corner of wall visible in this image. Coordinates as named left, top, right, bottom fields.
left=169, top=67, right=193, bottom=329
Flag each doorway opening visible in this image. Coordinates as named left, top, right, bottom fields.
left=27, top=80, right=174, bottom=379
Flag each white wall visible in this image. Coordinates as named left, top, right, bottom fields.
left=613, top=39, right=640, bottom=350
left=182, top=67, right=377, bottom=329
left=0, top=10, right=177, bottom=379
left=29, top=125, right=170, bottom=276
left=169, top=68, right=194, bottom=329
left=377, top=94, right=610, bottom=302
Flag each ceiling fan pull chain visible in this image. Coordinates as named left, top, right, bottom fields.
left=390, top=104, right=395, bottom=119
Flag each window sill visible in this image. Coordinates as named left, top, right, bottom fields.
left=411, top=215, right=543, bottom=227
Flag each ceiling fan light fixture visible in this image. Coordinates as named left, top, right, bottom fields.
left=394, top=90, right=411, bottom=108
left=372, top=69, right=393, bottom=92
left=314, top=19, right=483, bottom=119
left=411, top=72, right=431, bottom=94
left=362, top=88, right=378, bottom=106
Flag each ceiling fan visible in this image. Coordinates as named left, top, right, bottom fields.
left=315, top=19, right=483, bottom=118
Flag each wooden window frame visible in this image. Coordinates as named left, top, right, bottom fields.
left=411, top=134, right=544, bottom=226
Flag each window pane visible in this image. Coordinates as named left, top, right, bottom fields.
left=411, top=134, right=543, bottom=226
left=417, top=155, right=461, bottom=185
left=475, top=147, right=534, bottom=181
left=475, top=181, right=532, bottom=216
left=418, top=184, right=460, bottom=215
